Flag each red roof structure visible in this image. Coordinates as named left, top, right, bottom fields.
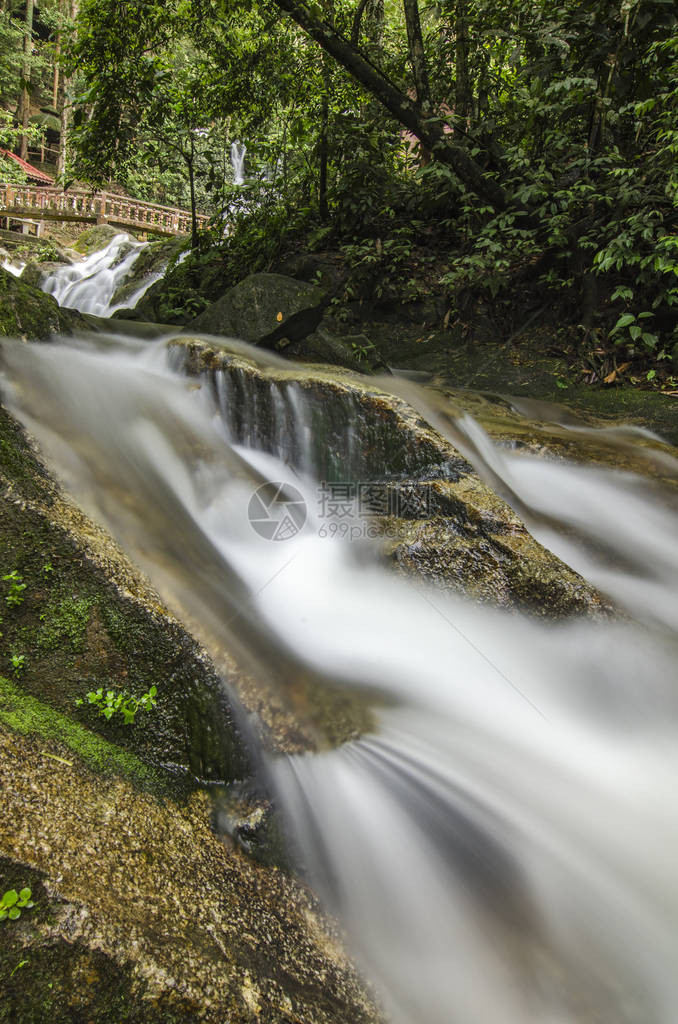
left=0, top=149, right=55, bottom=185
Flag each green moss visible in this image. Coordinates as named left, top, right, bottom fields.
left=0, top=674, right=159, bottom=787
left=36, top=594, right=96, bottom=653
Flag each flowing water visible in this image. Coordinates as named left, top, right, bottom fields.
left=2, top=323, right=678, bottom=1024
left=40, top=233, right=161, bottom=315
left=231, top=141, right=247, bottom=185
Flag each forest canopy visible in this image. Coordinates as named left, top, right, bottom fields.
left=2, top=0, right=677, bottom=378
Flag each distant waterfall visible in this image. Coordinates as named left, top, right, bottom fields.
left=231, top=141, right=247, bottom=185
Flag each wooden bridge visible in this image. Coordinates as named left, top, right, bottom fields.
left=0, top=183, right=209, bottom=237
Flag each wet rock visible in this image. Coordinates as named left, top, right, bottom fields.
left=0, top=268, right=84, bottom=339
left=73, top=223, right=132, bottom=256
left=168, top=338, right=611, bottom=620
left=20, top=259, right=69, bottom=289
left=0, top=734, right=381, bottom=1024
left=109, top=237, right=185, bottom=310
left=0, top=401, right=249, bottom=783
left=190, top=272, right=324, bottom=342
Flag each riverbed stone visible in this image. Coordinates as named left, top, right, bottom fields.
left=190, top=272, right=324, bottom=342
left=0, top=267, right=85, bottom=339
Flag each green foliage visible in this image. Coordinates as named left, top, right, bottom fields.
left=65, top=0, right=678, bottom=380
left=0, top=888, right=34, bottom=924
left=10, top=653, right=26, bottom=678
left=2, top=571, right=26, bottom=608
left=76, top=685, right=158, bottom=725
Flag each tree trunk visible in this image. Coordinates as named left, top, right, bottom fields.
left=272, top=0, right=506, bottom=209
left=402, top=0, right=431, bottom=113
left=188, top=139, right=198, bottom=249
left=455, top=0, right=471, bottom=126
left=19, top=0, right=35, bottom=161
left=319, top=86, right=329, bottom=220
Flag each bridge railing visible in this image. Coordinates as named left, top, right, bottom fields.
left=0, top=184, right=209, bottom=236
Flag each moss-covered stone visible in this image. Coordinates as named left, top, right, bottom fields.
left=190, top=272, right=324, bottom=341
left=72, top=224, right=130, bottom=255
left=0, top=268, right=84, bottom=339
left=0, top=401, right=250, bottom=783
left=109, top=236, right=185, bottom=310
left=0, top=675, right=159, bottom=787
left=0, top=734, right=381, bottom=1024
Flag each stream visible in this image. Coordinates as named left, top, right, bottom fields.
left=2, top=253, right=678, bottom=1024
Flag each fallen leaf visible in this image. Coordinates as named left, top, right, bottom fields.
left=443, top=310, right=451, bottom=329
left=603, top=370, right=617, bottom=384
left=276, top=311, right=283, bottom=322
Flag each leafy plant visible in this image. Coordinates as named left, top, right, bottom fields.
left=2, top=571, right=26, bottom=608
left=76, top=685, right=158, bottom=725
left=0, top=888, right=34, bottom=923
left=10, top=654, right=26, bottom=678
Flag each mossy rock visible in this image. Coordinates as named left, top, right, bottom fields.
left=109, top=237, right=185, bottom=310
left=0, top=738, right=381, bottom=1024
left=73, top=223, right=133, bottom=255
left=0, top=401, right=249, bottom=783
left=190, top=272, right=324, bottom=341
left=19, top=260, right=67, bottom=289
left=0, top=269, right=84, bottom=339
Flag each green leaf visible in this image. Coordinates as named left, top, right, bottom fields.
left=613, top=314, right=636, bottom=332
left=8, top=907, right=20, bottom=920
left=2, top=890, right=18, bottom=908
left=19, top=888, right=31, bottom=902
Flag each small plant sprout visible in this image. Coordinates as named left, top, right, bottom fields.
left=42, top=561, right=54, bottom=578
left=2, top=571, right=26, bottom=608
left=76, top=684, right=158, bottom=725
left=10, top=653, right=26, bottom=678
left=0, top=888, right=34, bottom=923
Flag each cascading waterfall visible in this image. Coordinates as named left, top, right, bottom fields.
left=231, top=141, right=247, bottom=185
left=39, top=233, right=161, bottom=315
left=1, top=256, right=25, bottom=277
left=2, top=330, right=678, bottom=1024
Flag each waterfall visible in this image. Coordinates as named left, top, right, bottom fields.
left=231, top=141, right=247, bottom=185
left=1, top=257, right=25, bottom=277
left=39, top=233, right=160, bottom=316
left=2, top=331, right=678, bottom=1024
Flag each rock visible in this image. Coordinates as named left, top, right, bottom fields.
left=0, top=389, right=382, bottom=1021
left=0, top=268, right=85, bottom=339
left=20, top=260, right=69, bottom=289
left=73, top=223, right=134, bottom=256
left=0, top=401, right=249, bottom=782
left=0, top=736, right=380, bottom=1024
left=168, top=338, right=613, bottom=621
left=190, top=272, right=324, bottom=342
left=109, top=237, right=185, bottom=310
left=284, top=325, right=379, bottom=373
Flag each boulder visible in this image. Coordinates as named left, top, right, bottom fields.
left=0, top=390, right=381, bottom=1023
left=73, top=223, right=133, bottom=256
left=190, top=272, right=324, bottom=342
left=109, top=237, right=185, bottom=310
left=0, top=268, right=85, bottom=339
left=170, top=338, right=612, bottom=621
left=20, top=260, right=70, bottom=289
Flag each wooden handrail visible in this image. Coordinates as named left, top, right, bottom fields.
left=0, top=183, right=209, bottom=237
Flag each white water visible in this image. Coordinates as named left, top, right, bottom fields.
left=40, top=233, right=161, bottom=315
left=231, top=141, right=247, bottom=185
left=1, top=257, right=26, bottom=277
left=2, top=332, right=678, bottom=1023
